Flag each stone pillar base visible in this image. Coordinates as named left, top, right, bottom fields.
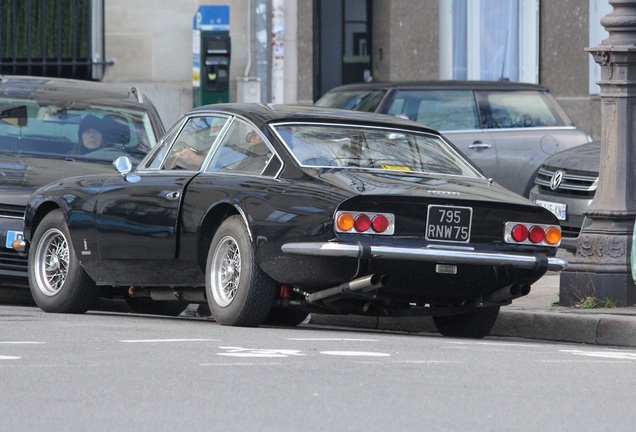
left=560, top=270, right=636, bottom=307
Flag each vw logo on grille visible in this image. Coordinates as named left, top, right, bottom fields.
left=550, top=170, right=565, bottom=190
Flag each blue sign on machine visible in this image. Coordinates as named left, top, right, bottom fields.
left=194, top=5, right=230, bottom=31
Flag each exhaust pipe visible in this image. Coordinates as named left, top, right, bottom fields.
left=489, top=284, right=531, bottom=303
left=128, top=286, right=206, bottom=302
left=307, top=274, right=390, bottom=303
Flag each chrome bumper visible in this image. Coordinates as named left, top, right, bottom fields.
left=281, top=242, right=568, bottom=272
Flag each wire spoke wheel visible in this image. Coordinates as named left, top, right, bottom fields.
left=34, top=228, right=70, bottom=296
left=211, top=236, right=241, bottom=307
left=28, top=209, right=97, bottom=314
left=206, top=215, right=277, bottom=327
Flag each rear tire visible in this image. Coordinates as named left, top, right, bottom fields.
left=433, top=306, right=500, bottom=339
left=125, top=298, right=188, bottom=317
left=206, top=216, right=277, bottom=327
left=28, top=209, right=97, bottom=313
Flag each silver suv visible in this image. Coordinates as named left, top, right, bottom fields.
left=528, top=141, right=599, bottom=251
left=316, top=81, right=591, bottom=197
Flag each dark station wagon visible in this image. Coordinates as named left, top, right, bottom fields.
left=0, top=75, right=165, bottom=284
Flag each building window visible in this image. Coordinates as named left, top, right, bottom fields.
left=439, top=0, right=539, bottom=83
left=0, top=0, right=105, bottom=80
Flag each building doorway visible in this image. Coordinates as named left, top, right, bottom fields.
left=313, top=0, right=372, bottom=101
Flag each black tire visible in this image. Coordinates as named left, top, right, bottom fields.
left=264, top=308, right=309, bottom=327
left=206, top=215, right=277, bottom=327
left=28, top=209, right=97, bottom=313
left=433, top=306, right=500, bottom=339
left=125, top=298, right=189, bottom=317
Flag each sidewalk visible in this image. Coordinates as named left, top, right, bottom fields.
left=309, top=268, right=636, bottom=348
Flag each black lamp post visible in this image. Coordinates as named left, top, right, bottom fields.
left=560, top=0, right=636, bottom=306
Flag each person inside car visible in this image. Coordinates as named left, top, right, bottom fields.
left=71, top=115, right=105, bottom=155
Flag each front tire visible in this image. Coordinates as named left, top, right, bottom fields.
left=206, top=216, right=277, bottom=327
left=433, top=306, right=500, bottom=339
left=28, top=210, right=98, bottom=313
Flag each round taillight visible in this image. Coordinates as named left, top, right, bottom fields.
left=528, top=225, right=545, bottom=243
left=544, top=226, right=562, bottom=245
left=372, top=214, right=389, bottom=233
left=354, top=214, right=371, bottom=232
left=511, top=224, right=528, bottom=242
left=337, top=213, right=355, bottom=231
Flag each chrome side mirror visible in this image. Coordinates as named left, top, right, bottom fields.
left=113, top=156, right=140, bottom=183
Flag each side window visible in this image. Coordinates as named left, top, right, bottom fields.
left=477, top=91, right=562, bottom=129
left=387, top=90, right=479, bottom=131
left=144, top=122, right=183, bottom=170
left=207, top=119, right=273, bottom=175
left=162, top=116, right=228, bottom=171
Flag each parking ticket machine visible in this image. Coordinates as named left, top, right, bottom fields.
left=193, top=6, right=231, bottom=107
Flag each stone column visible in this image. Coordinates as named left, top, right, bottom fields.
left=560, top=0, right=636, bottom=306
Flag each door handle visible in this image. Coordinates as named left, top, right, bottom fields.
left=164, top=191, right=181, bottom=200
left=468, top=141, right=492, bottom=150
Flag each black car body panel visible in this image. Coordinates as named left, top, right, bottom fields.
left=21, top=104, right=566, bottom=336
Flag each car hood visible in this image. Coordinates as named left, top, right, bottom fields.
left=542, top=141, right=600, bottom=172
left=0, top=152, right=115, bottom=206
left=313, top=169, right=532, bottom=206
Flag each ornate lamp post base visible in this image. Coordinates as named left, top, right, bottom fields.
left=559, top=1, right=636, bottom=307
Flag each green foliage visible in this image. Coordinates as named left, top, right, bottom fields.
left=0, top=0, right=90, bottom=59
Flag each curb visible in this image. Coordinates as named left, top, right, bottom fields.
left=308, top=309, right=636, bottom=348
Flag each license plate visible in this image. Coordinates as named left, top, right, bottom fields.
left=5, top=230, right=23, bottom=249
left=534, top=199, right=567, bottom=221
left=426, top=205, right=472, bottom=243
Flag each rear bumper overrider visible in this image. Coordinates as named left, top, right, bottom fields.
left=281, top=242, right=567, bottom=272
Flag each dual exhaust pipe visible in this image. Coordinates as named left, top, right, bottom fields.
left=489, top=283, right=531, bottom=303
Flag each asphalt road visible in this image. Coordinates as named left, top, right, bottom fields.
left=1, top=304, right=636, bottom=432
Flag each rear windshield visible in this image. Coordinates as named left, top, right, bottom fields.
left=0, top=98, right=158, bottom=165
left=273, top=123, right=481, bottom=178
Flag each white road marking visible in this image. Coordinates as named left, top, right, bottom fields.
left=0, top=341, right=44, bottom=344
left=320, top=351, right=390, bottom=357
left=286, top=338, right=378, bottom=342
left=217, top=347, right=306, bottom=358
left=561, top=349, right=636, bottom=361
left=120, top=339, right=219, bottom=343
left=200, top=362, right=282, bottom=366
left=0, top=356, right=21, bottom=360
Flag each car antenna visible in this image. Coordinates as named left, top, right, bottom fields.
left=498, top=30, right=510, bottom=82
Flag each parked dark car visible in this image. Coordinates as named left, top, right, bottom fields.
left=529, top=141, right=600, bottom=252
left=17, top=104, right=566, bottom=338
left=0, top=75, right=165, bottom=284
left=316, top=81, right=592, bottom=197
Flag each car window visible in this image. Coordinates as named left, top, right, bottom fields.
left=315, top=89, right=386, bottom=112
left=207, top=119, right=274, bottom=175
left=385, top=90, right=479, bottom=131
left=0, top=98, right=157, bottom=165
left=274, top=123, right=480, bottom=177
left=162, top=116, right=228, bottom=171
left=476, top=90, right=564, bottom=128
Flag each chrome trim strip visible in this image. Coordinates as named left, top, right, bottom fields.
left=281, top=242, right=567, bottom=272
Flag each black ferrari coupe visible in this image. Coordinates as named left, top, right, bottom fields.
left=16, top=104, right=566, bottom=338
